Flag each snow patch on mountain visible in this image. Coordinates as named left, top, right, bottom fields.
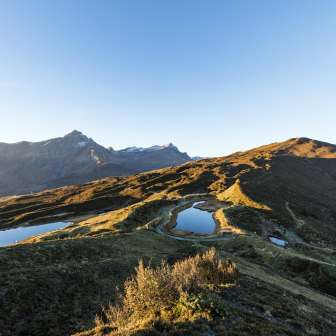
left=120, top=143, right=177, bottom=153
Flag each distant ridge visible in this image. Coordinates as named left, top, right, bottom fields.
left=3, top=136, right=336, bottom=248
left=0, top=130, right=192, bottom=196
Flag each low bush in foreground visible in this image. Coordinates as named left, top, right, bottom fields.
left=89, top=248, right=238, bottom=335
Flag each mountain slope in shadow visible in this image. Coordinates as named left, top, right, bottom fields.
left=0, top=131, right=191, bottom=196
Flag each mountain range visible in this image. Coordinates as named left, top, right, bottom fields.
left=2, top=136, right=336, bottom=335
left=3, top=136, right=336, bottom=245
left=0, top=130, right=192, bottom=196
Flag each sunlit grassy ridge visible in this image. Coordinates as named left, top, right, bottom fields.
left=2, top=138, right=336, bottom=335
left=2, top=137, right=336, bottom=245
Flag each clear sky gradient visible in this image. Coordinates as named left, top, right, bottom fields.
left=0, top=0, right=335, bottom=157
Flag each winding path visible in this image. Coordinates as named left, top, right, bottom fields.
left=155, top=217, right=336, bottom=312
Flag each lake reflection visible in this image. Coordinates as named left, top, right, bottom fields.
left=174, top=205, right=216, bottom=234
left=0, top=221, right=69, bottom=247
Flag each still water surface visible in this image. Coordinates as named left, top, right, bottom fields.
left=174, top=205, right=216, bottom=234
left=0, top=221, right=69, bottom=247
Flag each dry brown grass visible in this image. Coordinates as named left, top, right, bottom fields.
left=216, top=179, right=271, bottom=210
left=213, top=208, right=245, bottom=234
left=172, top=247, right=238, bottom=291
left=90, top=248, right=238, bottom=335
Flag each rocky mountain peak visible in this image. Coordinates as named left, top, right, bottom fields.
left=65, top=130, right=84, bottom=137
left=0, top=131, right=193, bottom=196
left=60, top=130, right=95, bottom=149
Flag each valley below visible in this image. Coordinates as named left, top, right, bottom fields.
left=1, top=137, right=336, bottom=335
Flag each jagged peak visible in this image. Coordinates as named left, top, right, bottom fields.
left=149, top=143, right=177, bottom=151
left=64, top=130, right=85, bottom=137
left=120, top=143, right=180, bottom=153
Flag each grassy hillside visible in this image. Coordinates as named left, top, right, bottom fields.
left=1, top=138, right=336, bottom=335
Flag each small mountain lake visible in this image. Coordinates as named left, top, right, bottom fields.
left=174, top=205, right=216, bottom=234
left=0, top=221, right=70, bottom=247
left=269, top=236, right=288, bottom=247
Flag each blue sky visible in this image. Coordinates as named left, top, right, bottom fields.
left=0, top=0, right=335, bottom=157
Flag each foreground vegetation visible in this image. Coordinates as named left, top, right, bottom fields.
left=82, top=248, right=237, bottom=335
left=1, top=229, right=336, bottom=335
